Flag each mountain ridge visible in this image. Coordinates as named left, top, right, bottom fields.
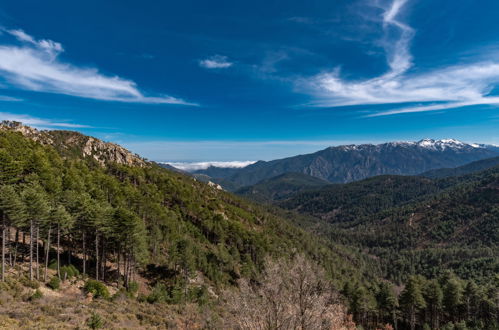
left=194, top=138, right=499, bottom=189
left=0, top=120, right=146, bottom=167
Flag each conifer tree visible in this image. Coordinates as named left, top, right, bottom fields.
left=443, top=278, right=463, bottom=322
left=400, top=276, right=426, bottom=330
left=376, top=282, right=398, bottom=327
left=423, top=279, right=443, bottom=329
left=21, top=184, right=50, bottom=280
left=0, top=185, right=25, bottom=281
left=45, top=205, right=71, bottom=281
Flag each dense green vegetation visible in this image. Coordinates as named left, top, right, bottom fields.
left=279, top=175, right=447, bottom=222
left=0, top=126, right=497, bottom=329
left=236, top=172, right=329, bottom=203
left=420, top=156, right=499, bottom=179
left=0, top=128, right=374, bottom=301
left=342, top=272, right=499, bottom=330
left=263, top=166, right=499, bottom=328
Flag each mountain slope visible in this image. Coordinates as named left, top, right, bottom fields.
left=420, top=155, right=499, bottom=178
left=195, top=139, right=498, bottom=189
left=278, top=165, right=499, bottom=283
left=236, top=172, right=329, bottom=203
left=0, top=123, right=376, bottom=292
left=279, top=175, right=446, bottom=223
left=0, top=120, right=146, bottom=167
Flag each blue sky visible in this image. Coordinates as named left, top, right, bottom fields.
left=0, top=0, right=498, bottom=163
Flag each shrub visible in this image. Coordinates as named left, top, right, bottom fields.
left=47, top=276, right=60, bottom=290
left=20, top=276, right=39, bottom=289
left=188, top=285, right=210, bottom=305
left=146, top=283, right=168, bottom=304
left=60, top=264, right=80, bottom=280
left=87, top=312, right=104, bottom=329
left=84, top=280, right=109, bottom=299
left=48, top=260, right=58, bottom=270
left=127, top=281, right=139, bottom=295
left=29, top=289, right=43, bottom=301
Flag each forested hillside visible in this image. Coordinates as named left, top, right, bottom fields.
left=0, top=125, right=380, bottom=288
left=236, top=172, right=329, bottom=203
left=420, top=156, right=499, bottom=179
left=0, top=124, right=497, bottom=329
left=238, top=164, right=499, bottom=329
left=277, top=166, right=499, bottom=281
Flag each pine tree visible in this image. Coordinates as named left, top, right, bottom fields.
left=0, top=150, right=21, bottom=184
left=376, top=282, right=398, bottom=327
left=463, top=281, right=478, bottom=322
left=0, top=185, right=25, bottom=281
left=423, top=279, right=443, bottom=329
left=443, top=278, right=463, bottom=322
left=45, top=205, right=71, bottom=281
left=112, top=208, right=147, bottom=287
left=400, top=276, right=426, bottom=330
left=21, top=184, right=50, bottom=281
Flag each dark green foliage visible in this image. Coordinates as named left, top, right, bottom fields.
left=0, top=129, right=370, bottom=293
left=20, top=277, right=39, bottom=289
left=47, top=276, right=60, bottom=290
left=87, top=312, right=104, bottom=329
left=146, top=283, right=169, bottom=304
left=29, top=289, right=43, bottom=301
left=421, top=156, right=499, bottom=178
left=1, top=126, right=496, bottom=330
left=280, top=175, right=445, bottom=222
left=60, top=264, right=80, bottom=280
left=84, top=280, right=110, bottom=299
left=341, top=273, right=498, bottom=330
left=127, top=281, right=139, bottom=295
left=279, top=166, right=499, bottom=284
left=236, top=172, right=329, bottom=202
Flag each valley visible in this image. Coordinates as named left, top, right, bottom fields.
left=0, top=122, right=496, bottom=329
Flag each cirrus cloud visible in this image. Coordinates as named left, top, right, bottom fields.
left=0, top=28, right=196, bottom=105
left=302, top=0, right=499, bottom=115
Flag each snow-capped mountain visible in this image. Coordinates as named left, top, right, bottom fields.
left=194, top=139, right=499, bottom=189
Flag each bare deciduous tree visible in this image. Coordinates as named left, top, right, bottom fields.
left=222, top=254, right=355, bottom=330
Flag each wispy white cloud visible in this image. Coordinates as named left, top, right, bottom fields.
left=0, top=95, right=22, bottom=102
left=162, top=161, right=256, bottom=171
left=368, top=97, right=499, bottom=117
left=0, top=28, right=196, bottom=105
left=0, top=111, right=91, bottom=128
left=304, top=0, right=499, bottom=115
left=199, top=55, right=233, bottom=69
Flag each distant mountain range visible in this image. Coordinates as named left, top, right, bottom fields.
left=191, top=139, right=499, bottom=190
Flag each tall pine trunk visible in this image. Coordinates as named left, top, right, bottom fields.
left=2, top=214, right=5, bottom=281
left=13, top=229, right=18, bottom=267
left=82, top=231, right=86, bottom=275
left=7, top=227, right=11, bottom=267
left=117, top=248, right=120, bottom=285
left=101, top=240, right=106, bottom=281
left=44, top=228, right=51, bottom=281
left=29, top=219, right=33, bottom=280
left=35, top=223, right=39, bottom=280
left=95, top=233, right=99, bottom=281
left=57, top=224, right=61, bottom=279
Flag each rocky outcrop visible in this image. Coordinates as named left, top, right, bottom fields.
left=0, top=121, right=146, bottom=167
